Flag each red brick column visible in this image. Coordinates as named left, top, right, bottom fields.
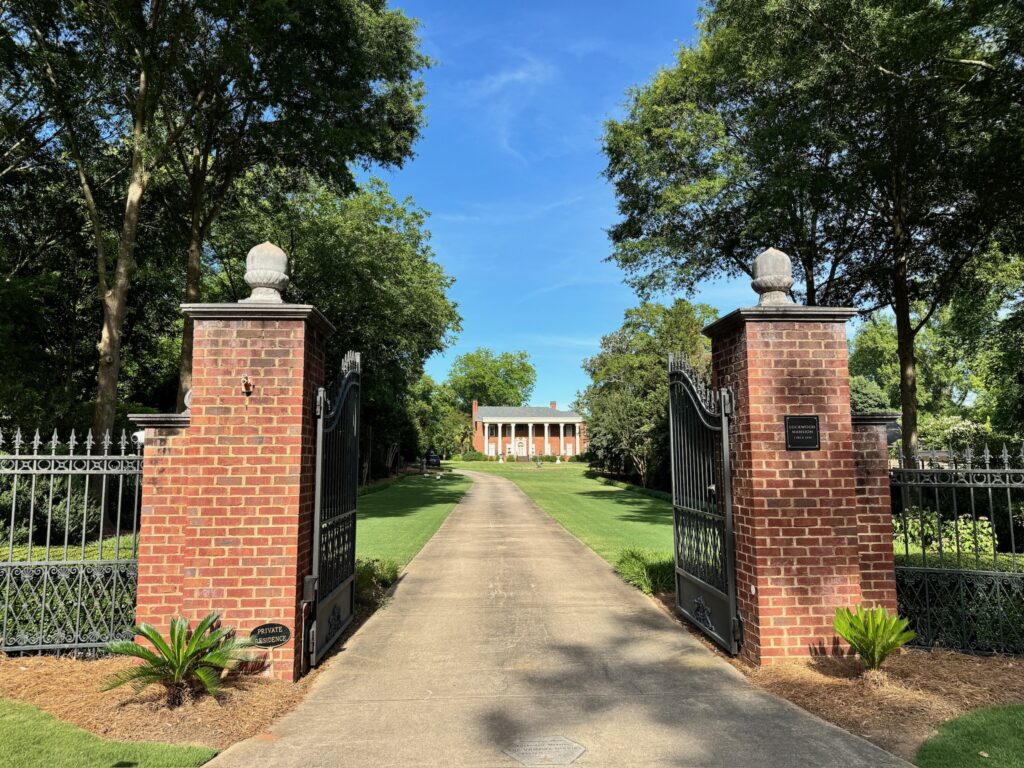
left=132, top=304, right=332, bottom=681
left=851, top=414, right=899, bottom=612
left=705, top=306, right=863, bottom=665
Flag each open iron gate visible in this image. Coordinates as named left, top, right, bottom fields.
left=307, top=351, right=361, bottom=667
left=668, top=354, right=740, bottom=654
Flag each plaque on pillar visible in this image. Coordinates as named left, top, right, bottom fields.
left=784, top=415, right=820, bottom=450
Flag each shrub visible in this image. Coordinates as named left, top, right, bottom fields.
left=614, top=548, right=675, bottom=595
left=354, top=557, right=401, bottom=608
left=539, top=454, right=556, bottom=462
left=460, top=450, right=486, bottom=462
left=102, top=612, right=254, bottom=707
left=894, top=507, right=998, bottom=560
left=849, top=375, right=890, bottom=413
left=833, top=605, right=916, bottom=673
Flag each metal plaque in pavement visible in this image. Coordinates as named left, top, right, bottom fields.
left=503, top=736, right=586, bottom=766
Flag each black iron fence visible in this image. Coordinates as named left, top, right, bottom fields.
left=892, top=444, right=1024, bottom=654
left=1, top=428, right=142, bottom=653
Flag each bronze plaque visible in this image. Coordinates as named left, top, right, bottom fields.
left=784, top=415, right=820, bottom=450
left=250, top=623, right=291, bottom=649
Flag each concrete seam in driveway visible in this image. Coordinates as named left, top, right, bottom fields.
left=211, top=469, right=911, bottom=768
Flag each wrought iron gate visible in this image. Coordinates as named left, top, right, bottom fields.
left=307, top=352, right=361, bottom=667
left=668, top=354, right=740, bottom=653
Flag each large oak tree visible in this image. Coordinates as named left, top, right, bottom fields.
left=603, top=0, right=1024, bottom=456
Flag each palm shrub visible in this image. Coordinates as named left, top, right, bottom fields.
left=833, top=605, right=916, bottom=677
left=102, top=612, right=254, bottom=707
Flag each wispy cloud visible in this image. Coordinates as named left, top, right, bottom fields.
left=521, top=333, right=600, bottom=350
left=435, top=193, right=585, bottom=224
left=462, top=51, right=556, bottom=100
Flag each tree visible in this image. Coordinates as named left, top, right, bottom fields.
left=3, top=0, right=428, bottom=437
left=602, top=0, right=1024, bottom=457
left=206, top=170, right=460, bottom=479
left=408, top=375, right=468, bottom=458
left=578, top=300, right=716, bottom=488
left=446, top=349, right=536, bottom=412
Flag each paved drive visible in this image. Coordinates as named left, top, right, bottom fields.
left=213, top=471, right=909, bottom=767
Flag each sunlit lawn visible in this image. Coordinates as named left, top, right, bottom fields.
left=357, top=473, right=472, bottom=567
left=0, top=698, right=215, bottom=768
left=449, top=461, right=673, bottom=562
left=916, top=705, right=1024, bottom=768
left=5, top=534, right=137, bottom=563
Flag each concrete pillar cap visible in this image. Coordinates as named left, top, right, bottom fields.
left=752, top=247, right=794, bottom=305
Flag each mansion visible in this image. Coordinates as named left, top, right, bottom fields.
left=471, top=401, right=587, bottom=459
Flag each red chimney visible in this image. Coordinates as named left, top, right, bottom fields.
left=472, top=399, right=479, bottom=420
left=550, top=401, right=557, bottom=410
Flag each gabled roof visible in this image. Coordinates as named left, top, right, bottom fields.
left=477, top=405, right=583, bottom=421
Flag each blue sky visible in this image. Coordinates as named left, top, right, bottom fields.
left=377, top=0, right=752, bottom=409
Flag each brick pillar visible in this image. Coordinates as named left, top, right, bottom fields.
left=852, top=414, right=899, bottom=612
left=132, top=303, right=332, bottom=681
left=704, top=304, right=864, bottom=665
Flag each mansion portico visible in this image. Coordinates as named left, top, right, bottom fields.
left=471, top=401, right=586, bottom=459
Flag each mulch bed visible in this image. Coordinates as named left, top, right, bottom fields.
left=0, top=605, right=376, bottom=750
left=654, top=592, right=1024, bottom=762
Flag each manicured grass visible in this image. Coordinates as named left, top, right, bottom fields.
left=916, top=705, right=1024, bottom=768
left=357, top=473, right=472, bottom=567
left=451, top=461, right=673, bottom=563
left=7, top=534, right=137, bottom=562
left=0, top=698, right=215, bottom=768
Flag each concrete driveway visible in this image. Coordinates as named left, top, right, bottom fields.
left=211, top=470, right=910, bottom=767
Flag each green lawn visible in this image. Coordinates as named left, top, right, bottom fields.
left=357, top=472, right=472, bottom=567
left=0, top=698, right=215, bottom=768
left=451, top=461, right=673, bottom=563
left=916, top=705, right=1024, bottom=768
left=6, top=534, right=137, bottom=563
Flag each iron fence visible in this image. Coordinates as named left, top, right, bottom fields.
left=1, top=428, right=142, bottom=653
left=892, top=444, right=1024, bottom=654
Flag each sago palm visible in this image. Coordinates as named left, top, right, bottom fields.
left=833, top=605, right=916, bottom=673
left=102, top=612, right=254, bottom=707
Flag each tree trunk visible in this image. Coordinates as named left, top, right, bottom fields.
left=92, top=174, right=143, bottom=440
left=176, top=189, right=206, bottom=408
left=892, top=254, right=918, bottom=464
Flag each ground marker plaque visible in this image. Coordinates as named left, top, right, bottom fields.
left=250, top=623, right=291, bottom=649
left=784, top=415, right=820, bottom=450
left=504, top=736, right=586, bottom=766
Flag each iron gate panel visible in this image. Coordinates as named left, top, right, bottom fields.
left=309, top=352, right=361, bottom=667
left=668, top=354, right=739, bottom=654
left=1, top=429, right=141, bottom=653
left=892, top=445, right=1024, bottom=654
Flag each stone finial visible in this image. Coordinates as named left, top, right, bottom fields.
left=751, top=247, right=793, bottom=305
left=241, top=241, right=289, bottom=303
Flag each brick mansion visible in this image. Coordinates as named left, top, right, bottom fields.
left=471, top=400, right=587, bottom=459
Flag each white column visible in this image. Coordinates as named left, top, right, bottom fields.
left=528, top=423, right=534, bottom=455
left=496, top=422, right=502, bottom=458
left=511, top=423, right=518, bottom=457
left=574, top=423, right=580, bottom=455
left=543, top=423, right=549, bottom=455
left=559, top=423, right=565, bottom=455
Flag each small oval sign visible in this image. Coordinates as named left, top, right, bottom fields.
left=250, top=623, right=291, bottom=649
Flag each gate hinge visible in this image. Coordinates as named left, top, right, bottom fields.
left=720, top=387, right=735, bottom=416
left=732, top=614, right=744, bottom=644
left=303, top=575, right=318, bottom=604
left=315, top=387, right=327, bottom=417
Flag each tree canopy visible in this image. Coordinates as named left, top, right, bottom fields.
left=577, top=299, right=716, bottom=488
left=2, top=0, right=429, bottom=435
left=603, top=0, right=1024, bottom=454
left=447, top=348, right=536, bottom=411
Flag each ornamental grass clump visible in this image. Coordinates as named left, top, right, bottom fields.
left=833, top=605, right=916, bottom=684
left=614, top=547, right=675, bottom=595
left=102, top=612, right=254, bottom=707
